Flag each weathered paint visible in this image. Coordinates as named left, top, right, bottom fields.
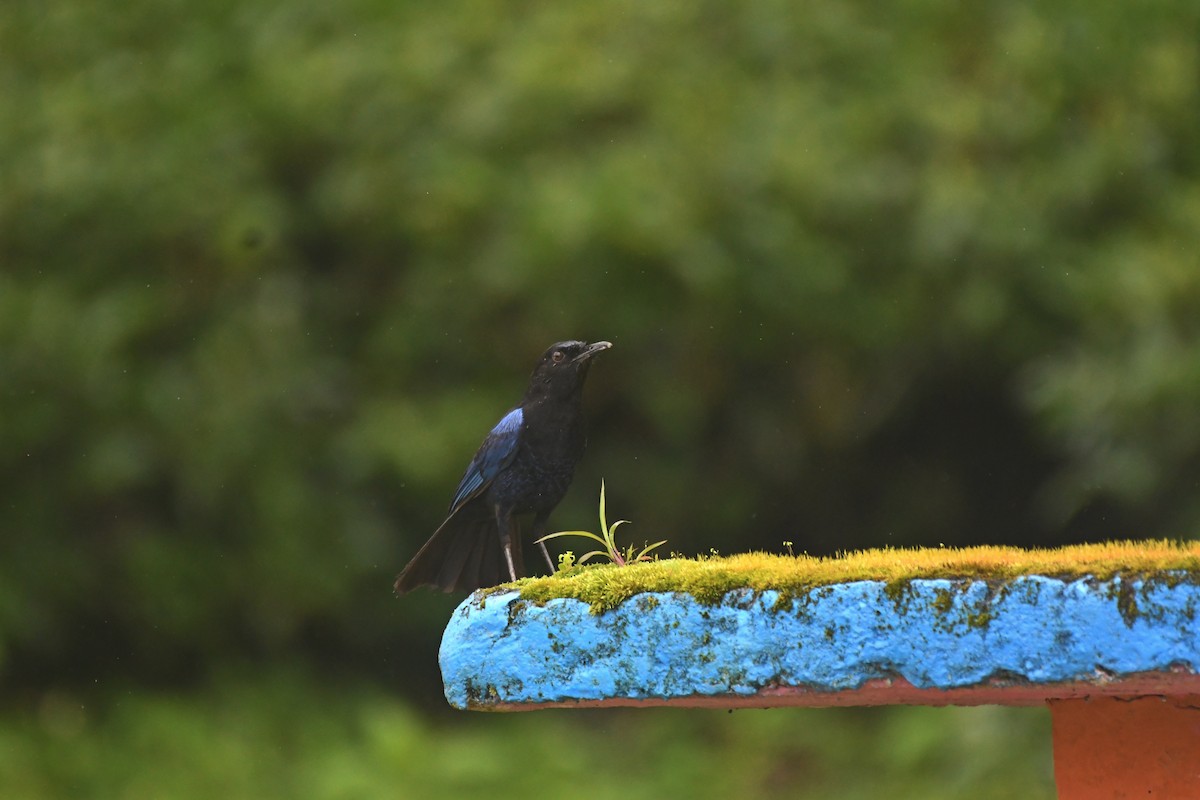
left=440, top=575, right=1200, bottom=710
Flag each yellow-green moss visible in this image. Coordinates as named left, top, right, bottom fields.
left=931, top=587, right=956, bottom=615
left=487, top=539, right=1200, bottom=614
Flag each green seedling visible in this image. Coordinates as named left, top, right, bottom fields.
left=537, top=481, right=666, bottom=567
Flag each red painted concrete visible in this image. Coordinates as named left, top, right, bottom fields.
left=1051, top=695, right=1200, bottom=799
left=486, top=668, right=1200, bottom=711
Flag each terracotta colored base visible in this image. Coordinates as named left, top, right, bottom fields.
left=485, top=669, right=1200, bottom=712
left=1051, top=695, right=1200, bottom=799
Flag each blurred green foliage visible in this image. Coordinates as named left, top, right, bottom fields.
left=4, top=671, right=1052, bottom=799
left=1, top=0, right=1197, bottom=794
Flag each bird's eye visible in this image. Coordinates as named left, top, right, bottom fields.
left=551, top=350, right=565, bottom=364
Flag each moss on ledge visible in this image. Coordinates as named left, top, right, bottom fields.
left=485, top=539, right=1200, bottom=614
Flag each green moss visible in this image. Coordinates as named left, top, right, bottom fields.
left=931, top=588, right=955, bottom=615
left=882, top=579, right=913, bottom=606
left=1113, top=580, right=1138, bottom=626
left=966, top=611, right=993, bottom=629
left=463, top=679, right=504, bottom=711
left=506, top=599, right=529, bottom=626
left=769, top=592, right=792, bottom=613
left=481, top=539, right=1200, bottom=614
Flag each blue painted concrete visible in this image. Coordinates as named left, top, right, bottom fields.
left=440, top=575, right=1200, bottom=709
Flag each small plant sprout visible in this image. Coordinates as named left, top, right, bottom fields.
left=783, top=540, right=794, bottom=557
left=537, top=481, right=666, bottom=567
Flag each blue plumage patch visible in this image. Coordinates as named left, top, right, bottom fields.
left=449, top=407, right=523, bottom=513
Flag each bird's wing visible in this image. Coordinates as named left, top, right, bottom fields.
left=448, top=407, right=523, bottom=514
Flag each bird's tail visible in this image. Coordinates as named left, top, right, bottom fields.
left=393, top=502, right=523, bottom=594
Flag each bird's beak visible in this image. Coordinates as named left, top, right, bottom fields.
left=572, top=340, right=612, bottom=363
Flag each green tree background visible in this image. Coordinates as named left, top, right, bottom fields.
left=2, top=1, right=1197, bottom=796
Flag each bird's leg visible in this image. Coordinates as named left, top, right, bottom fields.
left=531, top=511, right=555, bottom=574
left=494, top=506, right=520, bottom=582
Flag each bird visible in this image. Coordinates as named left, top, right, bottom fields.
left=394, top=340, right=612, bottom=594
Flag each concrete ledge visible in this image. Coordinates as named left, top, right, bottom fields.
left=439, top=574, right=1200, bottom=711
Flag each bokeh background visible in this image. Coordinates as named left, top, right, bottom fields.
left=4, top=0, right=1198, bottom=796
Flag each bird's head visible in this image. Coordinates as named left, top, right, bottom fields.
left=525, top=340, right=612, bottom=400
